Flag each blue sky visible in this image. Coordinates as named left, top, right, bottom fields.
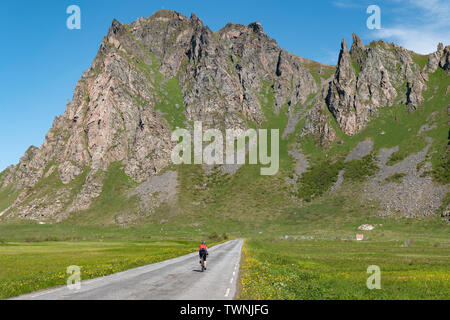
left=0, top=0, right=449, bottom=171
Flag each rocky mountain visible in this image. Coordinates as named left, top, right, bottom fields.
left=0, top=10, right=449, bottom=224
left=325, top=35, right=448, bottom=136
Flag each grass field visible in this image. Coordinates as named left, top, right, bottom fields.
left=235, top=186, right=450, bottom=300
left=238, top=239, right=450, bottom=300
left=1, top=191, right=449, bottom=300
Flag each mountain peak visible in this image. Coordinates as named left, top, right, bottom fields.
left=351, top=33, right=364, bottom=50
left=151, top=9, right=184, bottom=19
left=189, top=13, right=204, bottom=25
left=340, top=38, right=349, bottom=54
left=248, top=22, right=264, bottom=34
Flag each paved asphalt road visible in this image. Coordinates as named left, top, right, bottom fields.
left=12, top=239, right=244, bottom=300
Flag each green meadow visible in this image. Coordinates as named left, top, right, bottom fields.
left=238, top=239, right=450, bottom=300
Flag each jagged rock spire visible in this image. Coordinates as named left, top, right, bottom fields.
left=341, top=38, right=349, bottom=54
left=351, top=33, right=364, bottom=51
left=350, top=33, right=366, bottom=68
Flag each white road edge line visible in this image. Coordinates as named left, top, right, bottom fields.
left=225, top=288, right=230, bottom=297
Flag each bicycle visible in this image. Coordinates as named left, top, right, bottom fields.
left=199, top=251, right=208, bottom=272
left=200, top=255, right=206, bottom=272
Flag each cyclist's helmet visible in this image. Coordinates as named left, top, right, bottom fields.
left=201, top=240, right=206, bottom=244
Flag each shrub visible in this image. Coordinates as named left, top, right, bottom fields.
left=207, top=232, right=220, bottom=241
left=385, top=173, right=406, bottom=183
left=298, top=160, right=343, bottom=201
left=344, top=154, right=378, bottom=181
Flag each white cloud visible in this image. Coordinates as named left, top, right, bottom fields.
left=373, top=0, right=450, bottom=54
left=375, top=28, right=448, bottom=54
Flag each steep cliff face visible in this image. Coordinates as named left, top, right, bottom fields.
left=426, top=43, right=450, bottom=73
left=325, top=34, right=440, bottom=136
left=0, top=10, right=448, bottom=223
